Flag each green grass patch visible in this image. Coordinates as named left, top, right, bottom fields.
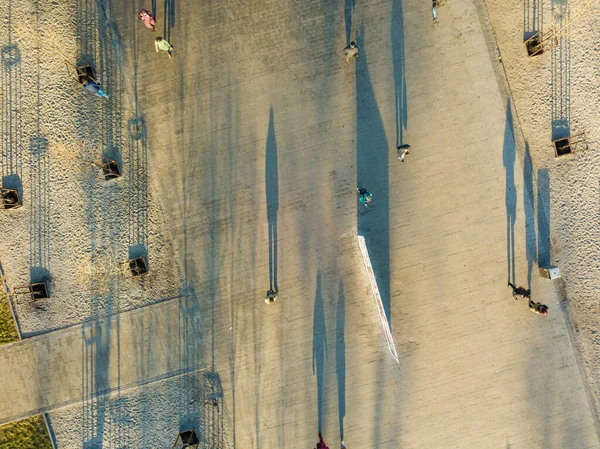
left=0, top=285, right=18, bottom=345
left=0, top=415, right=53, bottom=449
left=0, top=281, right=53, bottom=448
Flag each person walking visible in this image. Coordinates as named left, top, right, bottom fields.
left=508, top=282, right=531, bottom=299
left=316, top=433, right=330, bottom=449
left=138, top=8, right=156, bottom=31
left=265, top=289, right=278, bottom=304
left=83, top=80, right=109, bottom=99
left=397, top=144, right=411, bottom=162
left=155, top=36, right=174, bottom=58
left=528, top=300, right=549, bottom=316
left=357, top=188, right=372, bottom=207
left=432, top=0, right=439, bottom=22
left=344, top=42, right=359, bottom=64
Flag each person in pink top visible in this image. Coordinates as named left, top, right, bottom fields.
left=138, top=9, right=156, bottom=31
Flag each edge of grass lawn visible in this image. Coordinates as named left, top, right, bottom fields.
left=0, top=280, right=54, bottom=449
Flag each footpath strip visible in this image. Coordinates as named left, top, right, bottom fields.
left=0, top=295, right=205, bottom=425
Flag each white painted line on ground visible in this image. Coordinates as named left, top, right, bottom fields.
left=357, top=235, right=399, bottom=364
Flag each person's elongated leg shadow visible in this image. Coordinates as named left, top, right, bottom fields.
left=344, top=0, right=356, bottom=45
left=336, top=281, right=346, bottom=444
left=523, top=143, right=537, bottom=289
left=503, top=101, right=517, bottom=286
left=313, top=272, right=327, bottom=433
left=266, top=108, right=278, bottom=292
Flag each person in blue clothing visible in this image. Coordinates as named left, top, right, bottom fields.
left=357, top=187, right=372, bottom=207
left=83, top=80, right=109, bottom=99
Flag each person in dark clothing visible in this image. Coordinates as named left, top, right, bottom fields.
left=357, top=187, right=372, bottom=207
left=265, top=289, right=278, bottom=304
left=529, top=300, right=549, bottom=316
left=83, top=80, right=109, bottom=99
left=508, top=282, right=531, bottom=300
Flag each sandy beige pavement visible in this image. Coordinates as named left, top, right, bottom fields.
left=101, top=0, right=600, bottom=447
left=0, top=0, right=598, bottom=447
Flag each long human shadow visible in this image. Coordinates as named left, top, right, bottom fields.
left=355, top=28, right=391, bottom=321
left=312, top=271, right=327, bottom=433
left=344, top=0, right=356, bottom=45
left=163, top=0, right=176, bottom=42
left=523, top=143, right=536, bottom=289
left=392, top=0, right=407, bottom=146
left=523, top=150, right=551, bottom=289
left=537, top=168, right=551, bottom=269
left=503, top=100, right=517, bottom=286
left=266, top=108, right=278, bottom=292
left=336, top=281, right=346, bottom=442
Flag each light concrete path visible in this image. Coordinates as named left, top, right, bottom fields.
left=0, top=0, right=598, bottom=448
left=106, top=0, right=600, bottom=447
left=0, top=296, right=204, bottom=426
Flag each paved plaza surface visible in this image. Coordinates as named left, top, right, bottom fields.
left=0, top=0, right=599, bottom=447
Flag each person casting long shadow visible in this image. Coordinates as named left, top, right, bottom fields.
left=312, top=272, right=327, bottom=433
left=266, top=108, right=279, bottom=293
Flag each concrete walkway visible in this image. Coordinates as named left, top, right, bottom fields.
left=109, top=0, right=599, bottom=447
left=0, top=0, right=598, bottom=448
left=0, top=296, right=204, bottom=426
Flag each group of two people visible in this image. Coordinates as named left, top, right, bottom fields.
left=357, top=145, right=412, bottom=208
left=139, top=8, right=175, bottom=58
left=508, top=283, right=549, bottom=316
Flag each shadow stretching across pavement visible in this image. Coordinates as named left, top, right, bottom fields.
left=356, top=27, right=391, bottom=321
left=336, top=281, right=346, bottom=442
left=266, top=108, right=279, bottom=292
left=503, top=100, right=517, bottom=286
left=312, top=271, right=327, bottom=433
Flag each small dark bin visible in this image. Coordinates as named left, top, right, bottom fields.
left=102, top=159, right=121, bottom=180
left=14, top=281, right=49, bottom=301
left=173, top=428, right=199, bottom=448
left=1, top=188, right=21, bottom=209
left=525, top=37, right=543, bottom=56
left=76, top=65, right=95, bottom=84
left=129, top=256, right=148, bottom=276
left=30, top=282, right=49, bottom=300
left=554, top=138, right=571, bottom=157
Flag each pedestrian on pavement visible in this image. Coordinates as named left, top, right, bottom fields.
left=508, top=282, right=531, bottom=300
left=528, top=300, right=549, bottom=316
left=265, top=289, right=278, bottom=304
left=344, top=41, right=359, bottom=64
left=432, top=0, right=439, bottom=22
left=138, top=8, right=156, bottom=31
left=82, top=80, right=109, bottom=99
left=357, top=188, right=372, bottom=207
left=397, top=144, right=411, bottom=162
left=316, top=433, right=330, bottom=449
left=155, top=36, right=174, bottom=58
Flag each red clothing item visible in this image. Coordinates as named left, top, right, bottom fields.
left=138, top=9, right=156, bottom=30
left=316, top=433, right=330, bottom=449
